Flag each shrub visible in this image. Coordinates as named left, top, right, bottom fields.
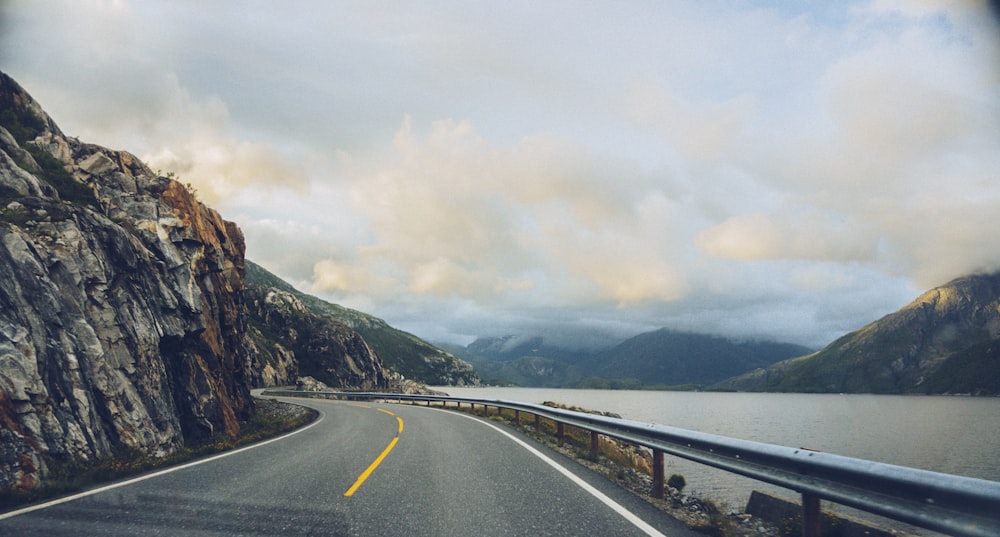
left=28, top=147, right=97, bottom=207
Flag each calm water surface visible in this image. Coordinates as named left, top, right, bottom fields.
left=437, top=387, right=1000, bottom=519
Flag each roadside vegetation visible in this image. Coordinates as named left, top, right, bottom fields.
left=0, top=398, right=317, bottom=512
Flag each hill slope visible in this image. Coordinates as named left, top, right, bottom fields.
left=452, top=331, right=809, bottom=388
left=590, top=329, right=812, bottom=387
left=245, top=261, right=479, bottom=386
left=715, top=272, right=1000, bottom=394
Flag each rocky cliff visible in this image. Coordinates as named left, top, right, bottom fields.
left=0, top=71, right=444, bottom=494
left=0, top=72, right=255, bottom=492
left=715, top=272, right=1000, bottom=395
left=245, top=286, right=388, bottom=390
left=245, top=260, right=479, bottom=387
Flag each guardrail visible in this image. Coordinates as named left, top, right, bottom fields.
left=262, top=389, right=1000, bottom=537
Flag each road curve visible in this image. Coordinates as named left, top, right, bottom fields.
left=0, top=396, right=698, bottom=536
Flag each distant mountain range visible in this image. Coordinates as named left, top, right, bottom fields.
left=714, top=272, right=1000, bottom=395
left=448, top=330, right=812, bottom=389
left=589, top=330, right=813, bottom=388
left=453, top=272, right=1000, bottom=395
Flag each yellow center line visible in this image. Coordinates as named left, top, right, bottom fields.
left=376, top=408, right=395, bottom=416
left=347, top=404, right=371, bottom=409
left=343, top=414, right=405, bottom=497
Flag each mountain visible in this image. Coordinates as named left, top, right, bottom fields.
left=445, top=345, right=585, bottom=388
left=447, top=335, right=597, bottom=387
left=467, top=335, right=548, bottom=361
left=453, top=331, right=809, bottom=388
left=589, top=330, right=813, bottom=387
left=466, top=335, right=591, bottom=363
left=245, top=260, right=479, bottom=386
left=0, top=72, right=400, bottom=495
left=715, top=272, right=1000, bottom=395
left=0, top=71, right=256, bottom=491
left=244, top=285, right=388, bottom=390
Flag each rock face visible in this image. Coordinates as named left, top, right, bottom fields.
left=245, top=260, right=479, bottom=387
left=0, top=71, right=468, bottom=494
left=0, top=72, right=253, bottom=491
left=245, top=287, right=389, bottom=390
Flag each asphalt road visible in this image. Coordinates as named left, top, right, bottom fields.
left=0, top=397, right=699, bottom=536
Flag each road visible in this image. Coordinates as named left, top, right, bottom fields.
left=0, top=396, right=699, bottom=536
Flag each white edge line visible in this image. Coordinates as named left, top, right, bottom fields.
left=0, top=405, right=324, bottom=521
left=435, top=407, right=667, bottom=537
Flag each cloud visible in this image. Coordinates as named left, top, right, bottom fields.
left=3, top=0, right=998, bottom=348
left=695, top=212, right=876, bottom=263
left=332, top=116, right=694, bottom=305
left=0, top=0, right=311, bottom=206
left=142, top=132, right=309, bottom=205
left=691, top=1, right=1000, bottom=291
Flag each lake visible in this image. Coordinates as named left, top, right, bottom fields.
left=435, top=387, right=1000, bottom=531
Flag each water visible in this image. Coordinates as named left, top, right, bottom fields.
left=435, top=387, right=1000, bottom=531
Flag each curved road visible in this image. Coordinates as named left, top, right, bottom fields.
left=0, top=396, right=698, bottom=536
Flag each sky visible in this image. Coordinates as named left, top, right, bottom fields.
left=2, top=0, right=998, bottom=349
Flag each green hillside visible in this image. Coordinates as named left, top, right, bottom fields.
left=716, top=272, right=1000, bottom=395
left=245, top=260, right=479, bottom=385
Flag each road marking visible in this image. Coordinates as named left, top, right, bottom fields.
left=348, top=403, right=372, bottom=409
left=344, top=434, right=402, bottom=496
left=0, top=408, right=324, bottom=521
left=344, top=409, right=404, bottom=497
left=440, top=409, right=668, bottom=537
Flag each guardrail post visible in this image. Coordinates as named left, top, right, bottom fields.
left=590, top=431, right=599, bottom=459
left=652, top=449, right=665, bottom=499
left=802, top=493, right=821, bottom=537
left=514, top=410, right=520, bottom=425
left=557, top=422, right=565, bottom=447
left=534, top=414, right=540, bottom=432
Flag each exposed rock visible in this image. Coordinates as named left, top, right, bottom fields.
left=540, top=401, right=650, bottom=473
left=0, top=71, right=253, bottom=491
left=245, top=287, right=389, bottom=390
left=391, top=378, right=448, bottom=395
left=745, top=491, right=902, bottom=537
left=295, top=376, right=330, bottom=392
left=542, top=401, right=622, bottom=419
left=245, top=260, right=479, bottom=387
left=245, top=325, right=298, bottom=388
left=78, top=152, right=118, bottom=176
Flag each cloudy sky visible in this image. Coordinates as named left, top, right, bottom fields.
left=2, top=1, right=998, bottom=349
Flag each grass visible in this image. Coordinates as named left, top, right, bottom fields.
left=1, top=94, right=98, bottom=209
left=0, top=101, right=47, bottom=146
left=0, top=397, right=317, bottom=512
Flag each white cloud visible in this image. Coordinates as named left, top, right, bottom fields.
left=3, top=0, right=997, bottom=347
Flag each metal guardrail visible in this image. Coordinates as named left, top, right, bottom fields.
left=262, top=389, right=1000, bottom=537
